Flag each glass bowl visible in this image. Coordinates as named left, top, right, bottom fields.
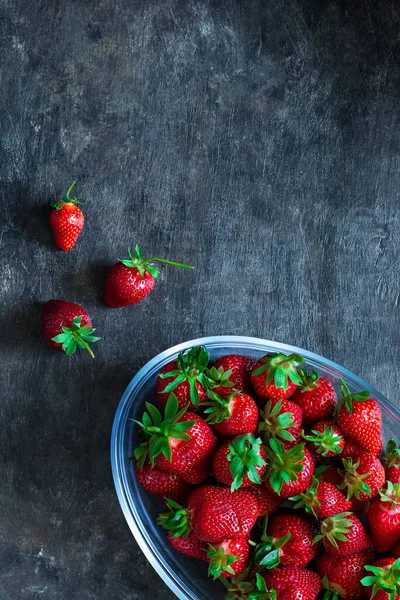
left=111, top=336, right=400, bottom=600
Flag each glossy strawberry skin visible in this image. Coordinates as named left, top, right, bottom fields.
left=313, top=482, right=352, bottom=518
left=189, top=485, right=259, bottom=543
left=368, top=494, right=400, bottom=553
left=266, top=447, right=315, bottom=499
left=247, top=484, right=282, bottom=517
left=212, top=393, right=259, bottom=439
left=291, top=378, right=336, bottom=424
left=363, top=558, right=400, bottom=600
left=316, top=551, right=373, bottom=598
left=386, top=466, right=400, bottom=485
left=135, top=462, right=191, bottom=502
left=212, top=442, right=267, bottom=488
left=105, top=263, right=155, bottom=307
left=169, top=530, right=206, bottom=560
left=341, top=438, right=367, bottom=460
left=268, top=513, right=319, bottom=568
left=262, top=567, right=321, bottom=600
left=316, top=464, right=342, bottom=486
left=323, top=513, right=372, bottom=556
left=251, top=358, right=298, bottom=401
left=211, top=539, right=250, bottom=577
left=341, top=453, right=385, bottom=502
left=338, top=398, right=382, bottom=456
left=212, top=355, right=255, bottom=397
left=156, top=360, right=207, bottom=410
left=155, top=413, right=218, bottom=485
left=41, top=300, right=91, bottom=350
left=50, top=203, right=84, bottom=250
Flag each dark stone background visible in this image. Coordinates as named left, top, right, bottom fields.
left=1, top=0, right=400, bottom=598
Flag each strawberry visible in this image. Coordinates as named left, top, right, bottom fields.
left=49, top=182, right=84, bottom=250
left=314, top=511, right=372, bottom=556
left=391, top=542, right=400, bottom=558
left=368, top=482, right=400, bottom=553
left=135, top=461, right=191, bottom=502
left=258, top=399, right=303, bottom=445
left=188, top=485, right=259, bottom=543
left=303, top=420, right=344, bottom=461
left=207, top=539, right=250, bottom=578
left=314, top=464, right=342, bottom=486
left=41, top=299, right=101, bottom=357
left=317, top=550, right=373, bottom=599
left=213, top=434, right=267, bottom=491
left=337, top=379, right=382, bottom=456
left=338, top=453, right=385, bottom=502
left=253, top=513, right=318, bottom=569
left=291, top=369, right=336, bottom=424
left=251, top=353, right=304, bottom=401
left=206, top=355, right=255, bottom=398
left=265, top=440, right=314, bottom=498
left=157, top=499, right=206, bottom=559
left=133, top=394, right=217, bottom=484
left=104, top=244, right=193, bottom=308
left=261, top=567, right=322, bottom=600
left=169, top=530, right=207, bottom=560
left=341, top=437, right=367, bottom=460
left=157, top=346, right=209, bottom=409
left=383, top=439, right=400, bottom=485
left=290, top=476, right=352, bottom=519
left=248, top=484, right=282, bottom=517
left=222, top=572, right=277, bottom=600
left=203, top=391, right=259, bottom=439
left=361, top=557, right=400, bottom=600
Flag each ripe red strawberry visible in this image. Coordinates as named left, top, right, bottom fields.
left=203, top=391, right=259, bottom=439
left=258, top=398, right=303, bottom=445
left=314, top=464, right=342, bottom=486
left=383, top=439, right=400, bottom=485
left=253, top=513, right=318, bottom=569
left=368, top=482, right=400, bottom=553
left=361, top=557, right=400, bottom=600
left=157, top=498, right=206, bottom=559
left=338, top=453, right=385, bottom=502
left=251, top=352, right=304, bottom=401
left=314, top=511, right=372, bottom=556
left=265, top=440, right=314, bottom=498
left=248, top=484, right=282, bottom=517
left=169, top=530, right=207, bottom=560
left=49, top=182, right=84, bottom=250
left=135, top=461, right=191, bottom=502
left=303, top=420, right=344, bottom=462
left=290, top=477, right=352, bottom=519
left=157, top=346, right=209, bottom=409
left=133, top=394, right=217, bottom=484
left=317, top=550, right=373, bottom=599
left=291, top=369, right=336, bottom=424
left=341, top=437, right=367, bottom=460
left=41, top=299, right=101, bottom=357
left=207, top=539, right=250, bottom=578
left=104, top=244, right=193, bottom=308
left=221, top=572, right=276, bottom=600
left=261, top=567, right=322, bottom=600
left=188, top=485, right=259, bottom=543
left=337, top=379, right=383, bottom=456
left=212, top=434, right=267, bottom=491
left=206, top=355, right=255, bottom=398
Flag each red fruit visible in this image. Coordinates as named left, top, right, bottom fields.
left=262, top=567, right=322, bottom=600
left=314, top=511, right=372, bottom=556
left=265, top=440, right=314, bottom=498
left=41, top=299, right=100, bottom=357
left=368, top=482, right=400, bottom=553
left=157, top=346, right=209, bottom=409
left=291, top=477, right=352, bottom=519
left=304, top=420, right=344, bottom=462
left=251, top=352, right=304, bottom=401
left=315, top=464, right=342, bottom=486
left=317, top=551, right=373, bottom=599
left=212, top=434, right=267, bottom=491
left=258, top=513, right=318, bottom=568
left=387, top=467, right=400, bottom=486
left=291, top=369, right=336, bottom=424
left=104, top=245, right=193, bottom=308
left=49, top=182, right=84, bottom=250
left=135, top=462, right=191, bottom=502
left=342, top=437, right=367, bottom=460
left=337, top=379, right=382, bottom=456
left=207, top=539, right=250, bottom=578
left=169, top=530, right=206, bottom=560
left=361, top=557, right=400, bottom=600
left=203, top=392, right=259, bottom=439
left=338, top=453, right=385, bottom=502
left=133, top=394, right=217, bottom=485
left=383, top=438, right=400, bottom=485
left=258, top=398, right=303, bottom=445
left=158, top=498, right=207, bottom=560
left=391, top=542, right=400, bottom=558
left=247, top=484, right=282, bottom=517
left=206, top=355, right=255, bottom=398
left=189, top=485, right=259, bottom=543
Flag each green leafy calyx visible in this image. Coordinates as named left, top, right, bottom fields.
left=303, top=424, right=343, bottom=457
left=297, top=368, right=321, bottom=392
left=258, top=399, right=297, bottom=444
left=157, top=498, right=191, bottom=539
left=51, top=181, right=82, bottom=209
left=361, top=558, right=400, bottom=600
left=205, top=366, right=235, bottom=392
left=119, top=244, right=193, bottom=279
left=321, top=575, right=343, bottom=600
left=290, top=476, right=321, bottom=518
left=252, top=353, right=304, bottom=392
left=383, top=438, right=400, bottom=469
left=313, top=512, right=353, bottom=549
left=221, top=572, right=277, bottom=600
left=338, top=378, right=370, bottom=414
left=379, top=481, right=400, bottom=508
left=338, top=457, right=371, bottom=500
left=159, top=345, right=209, bottom=406
left=207, top=544, right=240, bottom=579
left=52, top=315, right=101, bottom=358
left=251, top=517, right=291, bottom=570
left=265, top=439, right=305, bottom=495
left=227, top=434, right=267, bottom=492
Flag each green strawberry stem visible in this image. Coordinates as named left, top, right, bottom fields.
left=252, top=517, right=291, bottom=569
left=338, top=457, right=371, bottom=500
left=338, top=378, right=370, bottom=414
left=361, top=558, right=400, bottom=600
left=51, top=316, right=101, bottom=358
left=290, top=476, right=321, bottom=518
left=119, top=245, right=193, bottom=279
left=313, top=512, right=353, bottom=549
left=146, top=257, right=194, bottom=269
left=297, top=368, right=320, bottom=391
left=51, top=181, right=82, bottom=209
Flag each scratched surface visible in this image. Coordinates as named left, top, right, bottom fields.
left=1, top=0, right=400, bottom=598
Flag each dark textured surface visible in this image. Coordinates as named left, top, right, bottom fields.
left=1, top=0, right=400, bottom=598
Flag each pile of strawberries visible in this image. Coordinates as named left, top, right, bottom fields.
left=132, top=346, right=400, bottom=600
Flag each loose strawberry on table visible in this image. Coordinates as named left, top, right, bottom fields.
left=314, top=511, right=372, bottom=556
left=104, top=244, right=193, bottom=307
left=50, top=182, right=84, bottom=251
left=202, top=391, right=259, bottom=439
left=291, top=368, right=336, bottom=424
left=338, top=453, right=385, bottom=502
left=383, top=438, right=400, bottom=485
left=265, top=440, right=314, bottom=498
left=212, top=434, right=267, bottom=491
left=317, top=550, right=374, bottom=599
left=258, top=398, right=303, bottom=445
left=251, top=352, right=304, bottom=401
left=206, top=354, right=255, bottom=398
left=361, top=557, right=400, bottom=600
left=368, top=482, right=400, bottom=553
left=41, top=299, right=101, bottom=357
